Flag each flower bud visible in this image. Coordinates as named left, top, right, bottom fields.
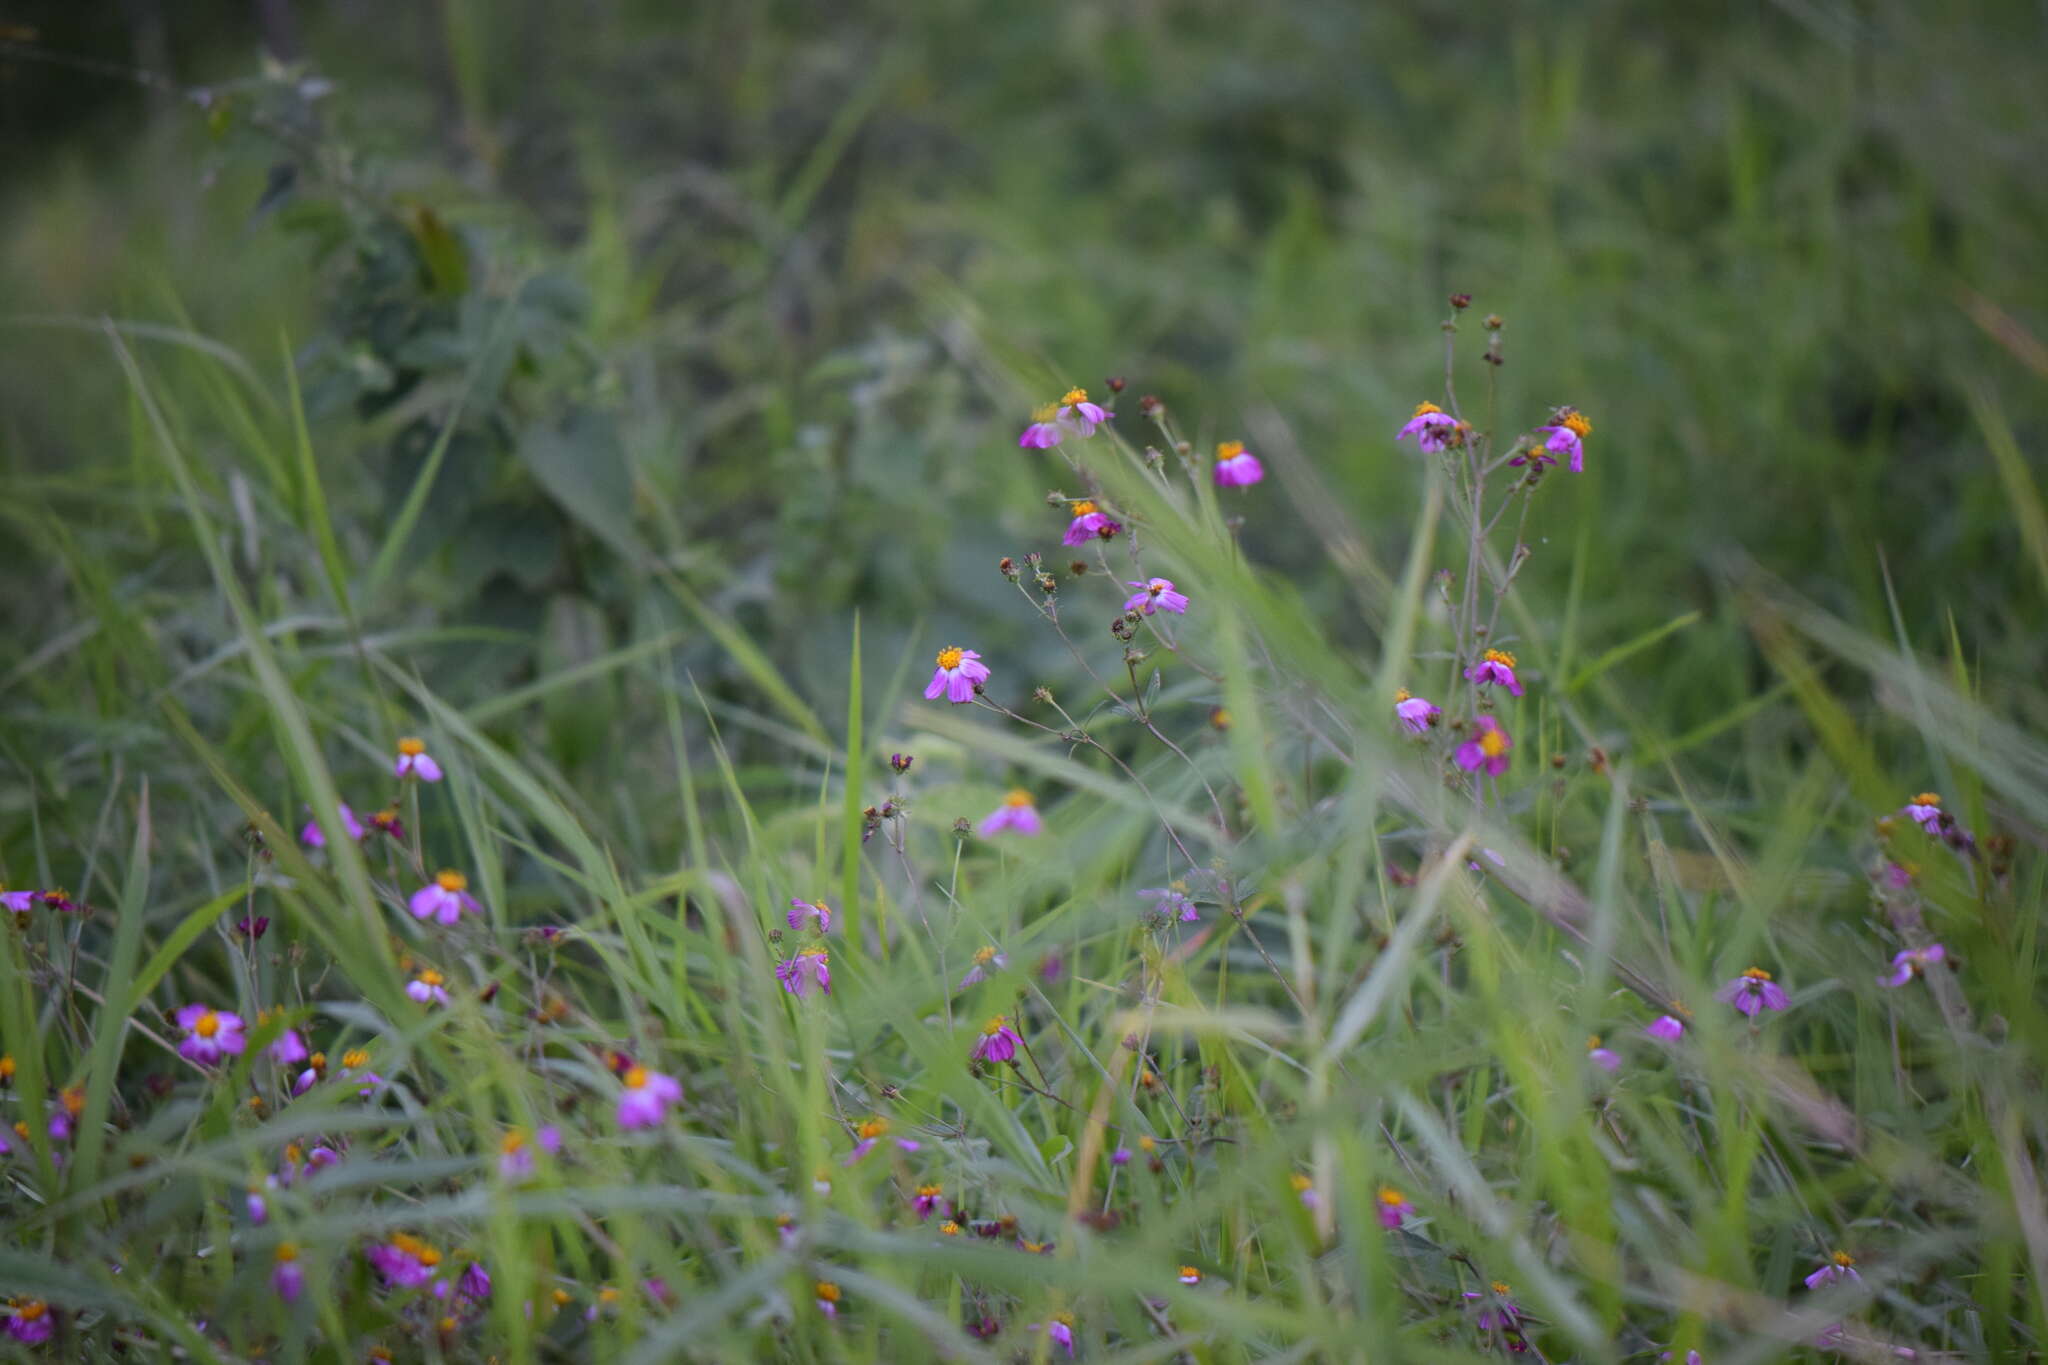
left=1450, top=292, right=1472, bottom=310
left=1106, top=376, right=1126, bottom=392
left=889, top=752, right=914, bottom=774
left=1138, top=395, right=1162, bottom=417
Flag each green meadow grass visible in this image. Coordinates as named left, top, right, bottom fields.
left=1, top=3, right=2046, bottom=1360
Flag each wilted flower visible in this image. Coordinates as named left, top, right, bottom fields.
left=1644, top=1014, right=1686, bottom=1042
left=1464, top=649, right=1525, bottom=697
left=393, top=737, right=444, bottom=782
left=409, top=870, right=481, bottom=925
left=1394, top=689, right=1441, bottom=733
left=972, top=1016, right=1024, bottom=1064
left=5, top=1299, right=53, bottom=1344
left=1396, top=401, right=1459, bottom=453
left=787, top=898, right=833, bottom=933
left=1804, top=1250, right=1860, bottom=1290
left=367, top=1233, right=442, bottom=1289
left=815, top=1280, right=843, bottom=1318
left=234, top=915, right=270, bottom=939
left=1716, top=967, right=1789, bottom=1016
left=406, top=969, right=450, bottom=1007
left=1878, top=942, right=1945, bottom=987
left=1212, top=440, right=1264, bottom=488
left=299, top=803, right=365, bottom=848
left=959, top=945, right=1007, bottom=988
left=1376, top=1186, right=1416, bottom=1228
left=1138, top=885, right=1199, bottom=923
left=775, top=948, right=832, bottom=998
left=924, top=646, right=990, bottom=703
left=272, top=1244, right=305, bottom=1304
left=616, top=1065, right=683, bottom=1130
left=845, top=1115, right=921, bottom=1164
left=1588, top=1036, right=1621, bottom=1072
left=913, top=1183, right=946, bottom=1220
left=1062, top=500, right=1119, bottom=545
left=1454, top=715, right=1514, bottom=776
left=174, top=1004, right=248, bottom=1067
left=1122, top=578, right=1190, bottom=616
left=979, top=789, right=1043, bottom=836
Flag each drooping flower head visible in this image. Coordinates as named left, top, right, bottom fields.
left=1464, top=649, right=1525, bottom=697
left=972, top=1016, right=1024, bottom=1064
left=1454, top=715, right=1514, bottom=776
left=845, top=1115, right=921, bottom=1164
left=959, top=945, right=1007, bottom=989
left=459, top=1261, right=492, bottom=1303
left=1644, top=1013, right=1687, bottom=1042
left=174, top=1004, right=248, bottom=1067
left=1376, top=1186, right=1416, bottom=1229
left=775, top=948, right=832, bottom=998
left=615, top=1065, right=683, bottom=1130
left=299, top=803, right=365, bottom=849
left=979, top=789, right=1043, bottom=837
left=787, top=899, right=833, bottom=933
left=1804, top=1250, right=1860, bottom=1290
left=1396, top=401, right=1460, bottom=454
left=4, top=1300, right=52, bottom=1344
left=924, top=646, right=990, bottom=704
left=913, top=1183, right=946, bottom=1220
left=1055, top=388, right=1110, bottom=436
left=1466, top=1281, right=1524, bottom=1333
left=1137, top=884, right=1199, bottom=924
left=1394, top=689, right=1441, bottom=734
left=406, top=969, right=450, bottom=1007
left=1062, top=500, right=1120, bottom=546
left=1716, top=966, right=1790, bottom=1016
left=1046, top=1312, right=1076, bottom=1356
left=393, top=737, right=444, bottom=783
left=409, top=870, right=481, bottom=925
left=1878, top=942, right=1945, bottom=988
left=272, top=1243, right=305, bottom=1304
left=1123, top=578, right=1190, bottom=616
left=1901, top=792, right=1943, bottom=832
left=1523, top=407, right=1591, bottom=473
left=1587, top=1035, right=1621, bottom=1072
left=1212, top=440, right=1265, bottom=488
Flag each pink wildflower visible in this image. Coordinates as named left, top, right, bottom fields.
left=498, top=1125, right=561, bottom=1180
left=972, top=1016, right=1024, bottom=1064
left=1878, top=943, right=1945, bottom=988
left=1517, top=408, right=1590, bottom=473
left=924, top=646, right=990, bottom=704
left=775, top=948, right=832, bottom=998
left=1464, top=648, right=1525, bottom=697
left=912, top=1183, right=946, bottom=1220
left=299, top=803, right=364, bottom=848
left=1644, top=1013, right=1686, bottom=1042
left=1716, top=966, right=1790, bottom=1016
left=1046, top=1313, right=1076, bottom=1356
left=1454, top=715, right=1514, bottom=776
left=5, top=1300, right=54, bottom=1344
left=616, top=1065, right=683, bottom=1130
left=1062, top=500, right=1120, bottom=545
left=408, top=870, right=481, bottom=925
left=269, top=1028, right=310, bottom=1067
left=1587, top=1036, right=1621, bottom=1072
left=272, top=1244, right=305, bottom=1304
left=393, top=736, right=443, bottom=782
left=406, top=969, right=450, bottom=1006
left=366, top=1233, right=441, bottom=1289
left=1394, top=689, right=1441, bottom=733
left=1212, top=440, right=1264, bottom=487
left=958, top=945, right=1007, bottom=988
left=1395, top=401, right=1459, bottom=453
left=979, top=789, right=1043, bottom=836
left=844, top=1115, right=921, bottom=1164
left=174, top=1004, right=248, bottom=1067
left=815, top=1280, right=844, bottom=1318
left=786, top=898, right=833, bottom=933
left=1123, top=578, right=1190, bottom=615
left=1376, top=1186, right=1416, bottom=1229
left=1804, top=1250, right=1861, bottom=1290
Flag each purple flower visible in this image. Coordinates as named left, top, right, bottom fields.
left=1290, top=1173, right=1318, bottom=1208
left=776, top=1215, right=800, bottom=1249
left=844, top=1116, right=921, bottom=1164
left=1464, top=649, right=1525, bottom=697
left=247, top=1185, right=270, bottom=1224
left=1062, top=501, right=1119, bottom=545
left=0, top=888, right=38, bottom=915
left=234, top=915, right=270, bottom=939
left=1019, top=412, right=1064, bottom=449
left=924, top=646, right=990, bottom=704
left=912, top=1183, right=946, bottom=1220
left=1716, top=967, right=1790, bottom=1016
left=460, top=1261, right=492, bottom=1303
left=979, top=790, right=1043, bottom=836
left=1123, top=578, right=1190, bottom=616
left=972, top=1017, right=1024, bottom=1064
left=269, top=1028, right=310, bottom=1067
left=1513, top=409, right=1590, bottom=473
left=1376, top=1186, right=1416, bottom=1228
left=1465, top=1281, right=1523, bottom=1332
left=394, top=737, right=444, bottom=782
left=1900, top=793, right=1943, bottom=833
left=299, top=803, right=364, bottom=849
left=1138, top=885, right=1199, bottom=923
left=1644, top=1014, right=1687, bottom=1042
left=1111, top=1145, right=1132, bottom=1166
left=1878, top=942, right=1945, bottom=988
left=1804, top=1251, right=1860, bottom=1290
left=1454, top=716, right=1514, bottom=776
left=815, top=1281, right=844, bottom=1318
left=1055, top=388, right=1110, bottom=437
left=2, top=1301, right=53, bottom=1344
left=272, top=1246, right=305, bottom=1304
left=367, top=1234, right=441, bottom=1289
left=616, top=1065, right=683, bottom=1130
left=1046, top=1313, right=1076, bottom=1356
left=958, top=945, right=1007, bottom=988
left=1396, top=401, right=1459, bottom=453
left=787, top=898, right=833, bottom=933
left=174, top=1004, right=247, bottom=1067
left=1212, top=440, right=1264, bottom=488
left=1394, top=690, right=1441, bottom=733
left=498, top=1125, right=561, bottom=1180
left=1588, top=1037, right=1622, bottom=1072
left=776, top=948, right=832, bottom=998
left=408, top=870, right=481, bottom=925
left=406, top=969, right=451, bottom=1006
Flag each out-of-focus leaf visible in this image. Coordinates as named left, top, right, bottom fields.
left=518, top=408, right=643, bottom=558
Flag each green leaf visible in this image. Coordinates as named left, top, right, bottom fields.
left=518, top=408, right=644, bottom=558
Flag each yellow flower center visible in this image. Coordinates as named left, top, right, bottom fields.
left=1003, top=789, right=1034, bottom=808
left=436, top=1315, right=457, bottom=1333
left=1395, top=688, right=1412, bottom=702
left=1059, top=387, right=1089, bottom=406
left=1742, top=967, right=1773, bottom=981
left=285, top=1142, right=304, bottom=1166
left=195, top=1011, right=220, bottom=1039
left=856, top=1117, right=889, bottom=1139
left=1138, top=1135, right=1156, bottom=1153
left=624, top=1066, right=649, bottom=1089
left=1031, top=403, right=1058, bottom=423
left=597, top=1287, right=620, bottom=1305
left=343, top=1048, right=370, bottom=1069
left=416, top=969, right=444, bottom=987
left=973, top=946, right=997, bottom=965
left=940, top=1220, right=961, bottom=1235
left=61, top=1085, right=84, bottom=1115
left=1559, top=410, right=1592, bottom=437
left=1180, top=1264, right=1201, bottom=1280
left=983, top=1017, right=1009, bottom=1035
left=551, top=1289, right=573, bottom=1307
left=1053, top=1311, right=1075, bottom=1327
left=1587, top=1035, right=1603, bottom=1049
left=1070, top=500, right=1098, bottom=517
left=1412, top=401, right=1444, bottom=417
left=935, top=646, right=964, bottom=670
left=275, top=1242, right=299, bottom=1263
left=815, top=1281, right=841, bottom=1303
left=435, top=870, right=467, bottom=892
left=802, top=948, right=829, bottom=964
left=15, top=1301, right=47, bottom=1322
left=0, top=1055, right=12, bottom=1081
left=1378, top=1187, right=1407, bottom=1206
left=501, top=1129, right=527, bottom=1153
left=1832, top=1250, right=1855, bottom=1267
left=398, top=737, right=426, bottom=757
left=1479, top=729, right=1509, bottom=759
left=918, top=1183, right=943, bottom=1197
left=1147, top=580, right=1165, bottom=595
left=1491, top=1280, right=1512, bottom=1296
left=1913, top=792, right=1941, bottom=806
left=1217, top=440, right=1245, bottom=459
left=1482, top=648, right=1517, bottom=667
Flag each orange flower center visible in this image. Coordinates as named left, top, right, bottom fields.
left=275, top=1242, right=299, bottom=1263
left=1412, top=401, right=1444, bottom=417
left=1395, top=688, right=1412, bottom=702
left=1479, top=729, right=1509, bottom=759
left=1217, top=440, right=1245, bottom=459
left=1559, top=410, right=1592, bottom=437
left=194, top=1011, right=220, bottom=1038
left=935, top=646, right=964, bottom=670
left=398, top=737, right=426, bottom=757
left=342, top=1048, right=370, bottom=1069
left=1003, top=789, right=1034, bottom=808
left=918, top=1183, right=942, bottom=1197
left=1059, top=387, right=1089, bottom=406
left=435, top=870, right=467, bottom=892
left=1912, top=792, right=1941, bottom=806
left=15, top=1301, right=47, bottom=1322
left=1180, top=1264, right=1201, bottom=1280
left=1482, top=648, right=1516, bottom=667
left=624, top=1066, right=649, bottom=1089
left=502, top=1129, right=527, bottom=1153
left=1491, top=1280, right=1512, bottom=1296
left=940, top=1220, right=961, bottom=1235
left=1378, top=1186, right=1407, bottom=1206
left=1070, top=501, right=1098, bottom=517
left=983, top=1017, right=1009, bottom=1035
left=1742, top=967, right=1773, bottom=981
left=815, top=1281, right=841, bottom=1303
left=416, top=969, right=444, bottom=987
left=1832, top=1250, right=1855, bottom=1267
left=856, top=1117, right=889, bottom=1139
left=973, top=946, right=997, bottom=965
